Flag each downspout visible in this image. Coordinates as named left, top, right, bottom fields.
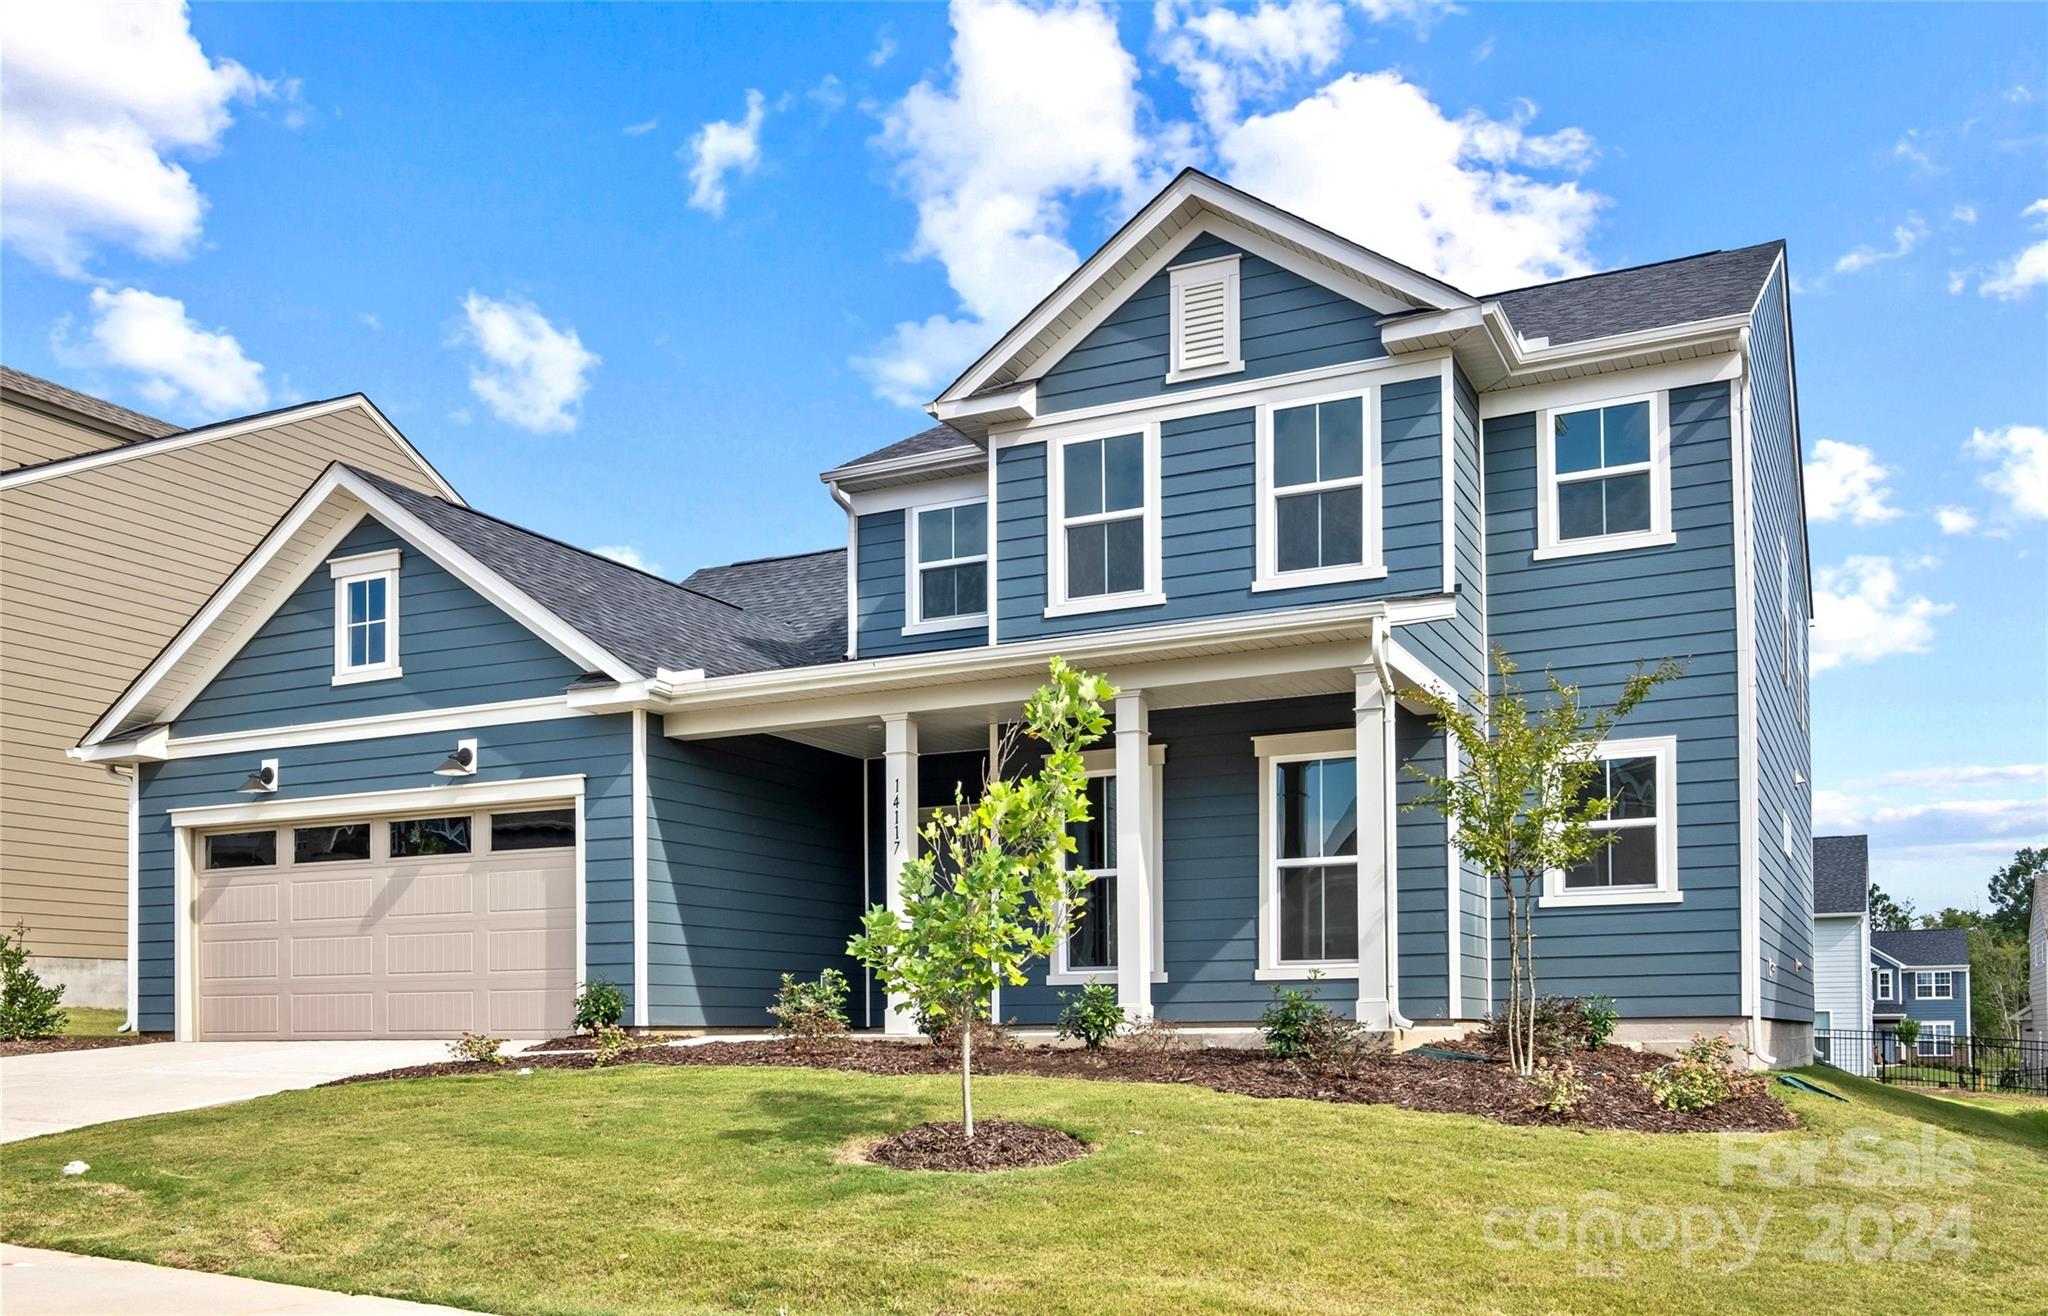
left=105, top=765, right=138, bottom=1033
left=1371, top=619, right=1414, bottom=1030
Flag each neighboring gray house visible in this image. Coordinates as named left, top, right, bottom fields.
left=1811, top=835, right=1870, bottom=1066
left=1871, top=928, right=1972, bottom=1061
left=70, top=170, right=1814, bottom=1059
left=2025, top=870, right=2044, bottom=1042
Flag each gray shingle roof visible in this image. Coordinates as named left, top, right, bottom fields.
left=1813, top=835, right=1870, bottom=915
left=684, top=549, right=846, bottom=661
left=1871, top=928, right=1971, bottom=968
left=829, top=423, right=977, bottom=476
left=2, top=365, right=180, bottom=465
left=352, top=468, right=838, bottom=678
left=1487, top=241, right=1785, bottom=348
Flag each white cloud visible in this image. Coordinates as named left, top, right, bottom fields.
left=869, top=30, right=899, bottom=68
left=856, top=0, right=1152, bottom=405
left=1876, top=763, right=2046, bottom=790
left=1802, top=438, right=1902, bottom=525
left=623, top=118, right=659, bottom=137
left=356, top=311, right=382, bottom=332
left=1832, top=215, right=1926, bottom=275
left=594, top=544, right=666, bottom=576
left=1951, top=203, right=1977, bottom=225
left=0, top=1, right=273, bottom=276
left=1965, top=423, right=2048, bottom=521
left=1218, top=73, right=1604, bottom=292
left=455, top=292, right=599, bottom=434
left=1810, top=555, right=1952, bottom=672
left=63, top=286, right=267, bottom=415
left=1155, top=0, right=1349, bottom=133
left=1354, top=0, right=1463, bottom=36
left=1934, top=505, right=1977, bottom=535
left=684, top=89, right=767, bottom=217
left=1980, top=240, right=2048, bottom=299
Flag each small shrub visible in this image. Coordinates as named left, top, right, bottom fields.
left=1056, top=982, right=1124, bottom=1049
left=0, top=923, right=65, bottom=1041
left=591, top=1023, right=634, bottom=1067
left=572, top=978, right=626, bottom=1033
left=1482, top=994, right=1603, bottom=1056
left=1526, top=1057, right=1589, bottom=1115
left=1293, top=1009, right=1386, bottom=1078
left=1259, top=974, right=1333, bottom=1061
left=769, top=969, right=850, bottom=1039
left=450, top=1032, right=507, bottom=1066
left=1580, top=995, right=1619, bottom=1048
left=1638, top=1033, right=1764, bottom=1112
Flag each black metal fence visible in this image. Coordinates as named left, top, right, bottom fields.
left=1815, top=1027, right=2048, bottom=1096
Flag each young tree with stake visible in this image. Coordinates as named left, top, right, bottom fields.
left=848, top=657, right=1116, bottom=1139
left=1407, top=649, right=1680, bottom=1077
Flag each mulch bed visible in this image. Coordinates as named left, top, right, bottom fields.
left=326, top=1032, right=1795, bottom=1134
left=861, top=1119, right=1090, bottom=1172
left=0, top=1033, right=165, bottom=1058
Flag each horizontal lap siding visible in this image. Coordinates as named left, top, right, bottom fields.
left=644, top=734, right=862, bottom=1028
left=1035, top=233, right=1388, bottom=416
left=176, top=518, right=587, bottom=736
left=854, top=510, right=980, bottom=658
left=1747, top=266, right=1816, bottom=1022
left=1484, top=381, right=1743, bottom=1019
left=1397, top=707, right=1451, bottom=1018
left=133, top=715, right=633, bottom=1032
left=996, top=378, right=1445, bottom=643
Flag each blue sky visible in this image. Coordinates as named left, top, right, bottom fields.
left=3, top=2, right=2043, bottom=911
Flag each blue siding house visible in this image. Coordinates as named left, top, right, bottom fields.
left=1871, top=928, right=1973, bottom=1061
left=75, top=170, right=1814, bottom=1060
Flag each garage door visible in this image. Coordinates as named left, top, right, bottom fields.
left=195, top=806, right=577, bottom=1040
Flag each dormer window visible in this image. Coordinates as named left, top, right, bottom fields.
left=330, top=548, right=402, bottom=685
left=1166, top=254, right=1243, bottom=384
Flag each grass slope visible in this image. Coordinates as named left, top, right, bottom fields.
left=3, top=1064, right=2042, bottom=1315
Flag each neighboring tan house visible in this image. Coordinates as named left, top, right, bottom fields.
left=74, top=169, right=1815, bottom=1051
left=0, top=367, right=460, bottom=1014
left=1810, top=834, right=1870, bottom=1069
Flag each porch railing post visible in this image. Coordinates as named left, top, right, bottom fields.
left=1114, top=690, right=1155, bottom=1023
left=882, top=713, right=919, bottom=1037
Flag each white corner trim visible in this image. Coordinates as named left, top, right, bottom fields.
left=1731, top=375, right=1763, bottom=1032
left=631, top=710, right=649, bottom=1028
left=124, top=769, right=139, bottom=1031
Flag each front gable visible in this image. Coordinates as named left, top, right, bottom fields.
left=173, top=515, right=589, bottom=737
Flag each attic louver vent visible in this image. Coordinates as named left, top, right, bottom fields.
left=1167, top=255, right=1244, bottom=383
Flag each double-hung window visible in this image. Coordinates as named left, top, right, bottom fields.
left=1255, top=391, right=1382, bottom=590
left=907, top=499, right=987, bottom=631
left=1873, top=968, right=1893, bottom=1000
left=1257, top=731, right=1360, bottom=977
left=1050, top=428, right=1159, bottom=614
left=1916, top=970, right=1954, bottom=1001
left=1917, top=1021, right=1955, bottom=1057
left=1048, top=750, right=1166, bottom=986
left=1544, top=735, right=1681, bottom=906
left=329, top=549, right=401, bottom=684
left=1536, top=393, right=1673, bottom=558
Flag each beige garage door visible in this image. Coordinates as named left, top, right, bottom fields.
left=195, top=806, right=576, bottom=1040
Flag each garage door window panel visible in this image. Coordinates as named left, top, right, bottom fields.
left=205, top=830, right=278, bottom=869
left=391, top=815, right=473, bottom=858
left=294, top=823, right=371, bottom=864
left=492, top=808, right=576, bottom=850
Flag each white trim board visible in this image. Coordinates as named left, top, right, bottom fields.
left=0, top=393, right=463, bottom=503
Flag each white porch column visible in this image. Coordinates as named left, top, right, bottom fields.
left=1353, top=665, right=1394, bottom=1030
left=1114, top=691, right=1155, bottom=1021
left=882, top=714, right=920, bottom=1036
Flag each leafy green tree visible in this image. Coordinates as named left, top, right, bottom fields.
left=1968, top=928, right=2029, bottom=1037
left=1987, top=847, right=2042, bottom=943
left=848, top=658, right=1115, bottom=1138
left=1408, top=649, right=1680, bottom=1077
left=1868, top=881, right=1916, bottom=932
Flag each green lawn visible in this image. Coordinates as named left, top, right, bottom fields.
left=3, top=1064, right=2043, bottom=1315
left=59, top=1007, right=126, bottom=1037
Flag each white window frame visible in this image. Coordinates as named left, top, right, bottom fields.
left=1917, top=1020, right=1955, bottom=1057
left=1255, top=728, right=1363, bottom=980
left=1540, top=734, right=1682, bottom=907
left=1916, top=969, right=1954, bottom=1000
left=1047, top=748, right=1166, bottom=986
left=1533, top=390, right=1675, bottom=560
left=329, top=549, right=402, bottom=685
left=1252, top=387, right=1386, bottom=591
left=1044, top=422, right=1164, bottom=618
left=1164, top=254, right=1244, bottom=385
left=902, top=495, right=989, bottom=635
left=1873, top=967, right=1894, bottom=1000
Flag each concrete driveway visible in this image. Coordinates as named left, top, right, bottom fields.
left=0, top=1040, right=480, bottom=1143
left=1, top=1244, right=480, bottom=1314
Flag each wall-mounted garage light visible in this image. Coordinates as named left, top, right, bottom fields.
left=434, top=738, right=478, bottom=777
left=237, top=758, right=279, bottom=793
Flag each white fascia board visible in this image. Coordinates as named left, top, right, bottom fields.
left=936, top=170, right=1472, bottom=407
left=167, top=773, right=586, bottom=830
left=69, top=725, right=171, bottom=765
left=72, top=696, right=589, bottom=766
left=928, top=382, right=1036, bottom=435
left=0, top=394, right=463, bottom=504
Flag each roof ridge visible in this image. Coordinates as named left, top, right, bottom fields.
left=689, top=545, right=845, bottom=573
left=1482, top=240, right=1785, bottom=301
